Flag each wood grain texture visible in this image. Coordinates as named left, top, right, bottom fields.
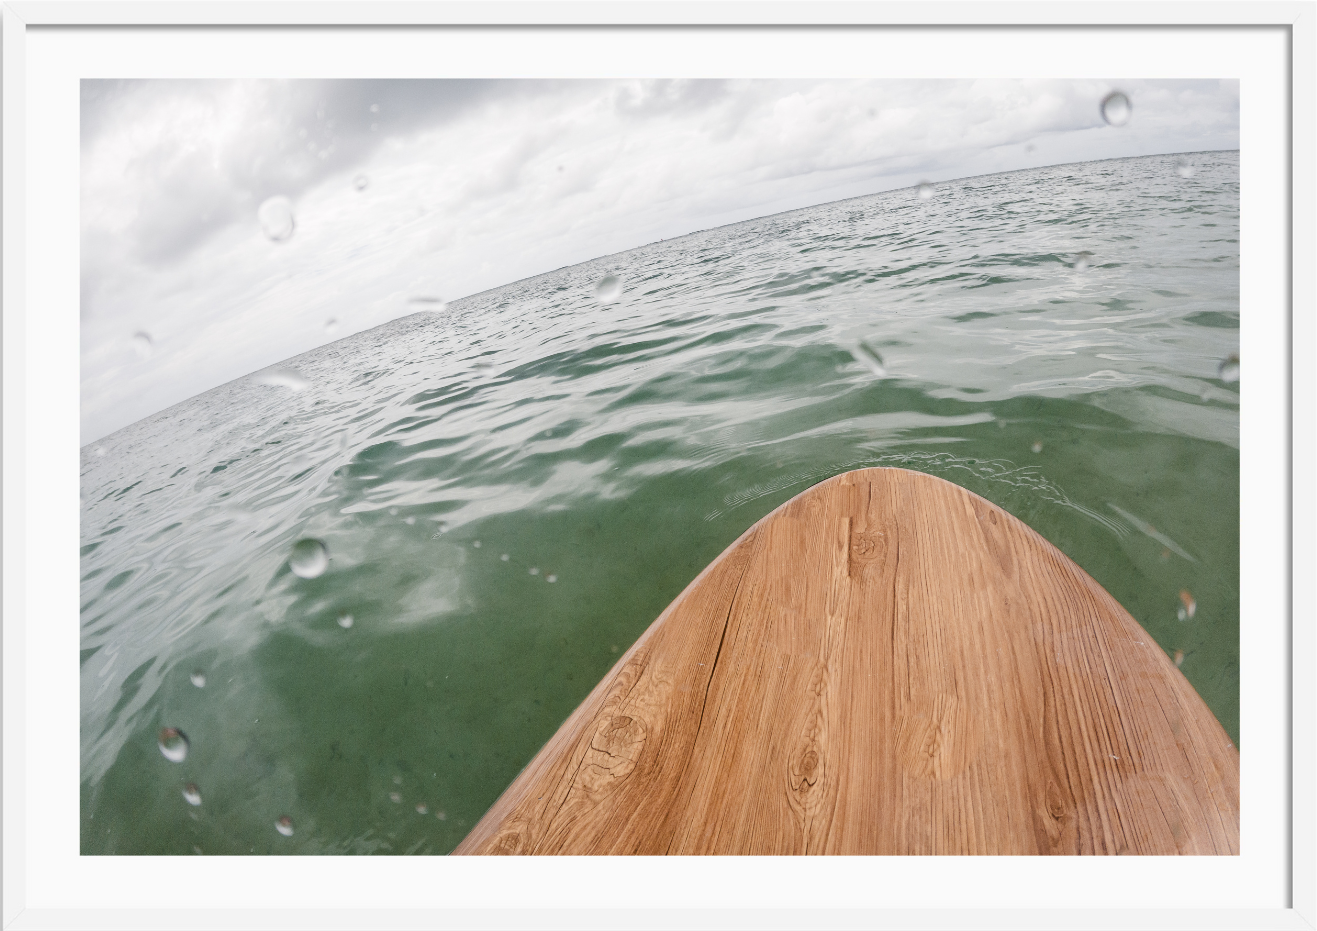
left=453, top=468, right=1239, bottom=855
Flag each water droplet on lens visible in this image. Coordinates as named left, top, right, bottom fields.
left=131, top=332, right=154, bottom=359
left=529, top=567, right=539, bottom=575
left=190, top=670, right=206, bottom=688
left=1177, top=607, right=1187, bottom=622
left=93, top=445, right=107, bottom=457
left=288, top=538, right=329, bottom=579
left=404, top=516, right=415, bottom=525
left=390, top=792, right=401, bottom=803
left=595, top=274, right=623, bottom=304
left=182, top=783, right=202, bottom=806
left=1072, top=251, right=1093, bottom=272
left=393, top=775, right=402, bottom=785
left=435, top=810, right=447, bottom=820
left=369, top=103, right=380, bottom=113
left=546, top=574, right=557, bottom=583
left=416, top=803, right=428, bottom=815
left=1218, top=353, right=1239, bottom=383
left=852, top=341, right=887, bottom=378
left=158, top=727, right=188, bottom=763
left=388, top=507, right=398, bottom=516
left=1179, top=589, right=1197, bottom=619
left=1031, top=441, right=1043, bottom=454
left=257, top=196, right=296, bottom=242
left=256, top=368, right=309, bottom=391
left=337, top=614, right=353, bottom=629
left=1174, top=158, right=1195, bottom=179
left=472, top=541, right=481, bottom=548
left=1100, top=91, right=1132, bottom=126
left=353, top=174, right=369, bottom=191
left=276, top=816, right=294, bottom=836
left=915, top=181, right=934, bottom=200
left=500, top=553, right=509, bottom=562
left=325, top=318, right=338, bottom=335
left=1174, top=649, right=1185, bottom=667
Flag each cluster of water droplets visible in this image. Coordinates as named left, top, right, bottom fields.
left=469, top=539, right=559, bottom=583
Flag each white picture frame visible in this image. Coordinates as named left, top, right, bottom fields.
left=4, top=2, right=1312, bottom=929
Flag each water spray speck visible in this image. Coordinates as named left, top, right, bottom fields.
left=257, top=196, right=296, bottom=242
left=158, top=728, right=188, bottom=763
left=288, top=539, right=329, bottom=579
left=1100, top=91, right=1132, bottom=127
left=595, top=275, right=623, bottom=304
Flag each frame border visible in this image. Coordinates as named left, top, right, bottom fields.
left=3, top=3, right=1312, bottom=930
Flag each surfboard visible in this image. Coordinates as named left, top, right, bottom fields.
left=453, top=467, right=1239, bottom=855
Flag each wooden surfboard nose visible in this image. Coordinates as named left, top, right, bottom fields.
left=453, top=467, right=1239, bottom=855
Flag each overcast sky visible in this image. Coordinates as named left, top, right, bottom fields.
left=80, top=78, right=1239, bottom=444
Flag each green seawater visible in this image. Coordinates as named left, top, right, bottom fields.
left=80, top=151, right=1239, bottom=855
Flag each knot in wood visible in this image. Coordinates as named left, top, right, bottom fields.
left=1045, top=781, right=1067, bottom=820
left=850, top=531, right=885, bottom=562
left=792, top=747, right=821, bottom=791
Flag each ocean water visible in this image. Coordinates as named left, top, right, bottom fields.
left=80, top=150, right=1239, bottom=855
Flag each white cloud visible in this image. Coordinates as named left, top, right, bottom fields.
left=80, top=78, right=1239, bottom=443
